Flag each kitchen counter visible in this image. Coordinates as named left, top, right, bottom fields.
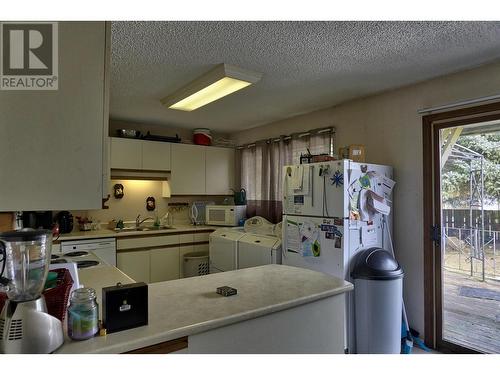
left=56, top=264, right=353, bottom=354
left=55, top=224, right=218, bottom=242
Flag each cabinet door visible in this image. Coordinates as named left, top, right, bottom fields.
left=110, top=138, right=142, bottom=170
left=142, top=141, right=171, bottom=171
left=205, top=147, right=235, bottom=195
left=0, top=22, right=108, bottom=211
left=194, top=243, right=209, bottom=253
left=194, top=231, right=213, bottom=243
left=117, top=234, right=179, bottom=250
left=170, top=143, right=206, bottom=195
left=150, top=247, right=180, bottom=282
left=101, top=24, right=111, bottom=200
left=117, top=250, right=150, bottom=283
left=102, top=136, right=111, bottom=199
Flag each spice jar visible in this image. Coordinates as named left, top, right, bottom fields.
left=67, top=287, right=99, bottom=340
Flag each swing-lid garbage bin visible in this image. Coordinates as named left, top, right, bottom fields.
left=183, top=251, right=209, bottom=278
left=351, top=247, right=404, bottom=354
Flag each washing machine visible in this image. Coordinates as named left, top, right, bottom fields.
left=209, top=227, right=245, bottom=273
left=237, top=233, right=282, bottom=270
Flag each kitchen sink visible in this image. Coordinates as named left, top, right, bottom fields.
left=113, top=227, right=141, bottom=232
left=114, top=226, right=175, bottom=232
left=141, top=226, right=176, bottom=231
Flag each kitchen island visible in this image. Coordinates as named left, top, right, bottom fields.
left=57, top=264, right=352, bottom=354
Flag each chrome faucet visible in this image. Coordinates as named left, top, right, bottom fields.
left=136, top=214, right=154, bottom=228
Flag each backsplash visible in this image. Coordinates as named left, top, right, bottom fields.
left=65, top=180, right=227, bottom=232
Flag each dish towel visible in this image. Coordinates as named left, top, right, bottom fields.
left=300, top=165, right=311, bottom=195
left=290, top=165, right=304, bottom=190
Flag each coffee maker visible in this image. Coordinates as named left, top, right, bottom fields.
left=0, top=229, right=64, bottom=353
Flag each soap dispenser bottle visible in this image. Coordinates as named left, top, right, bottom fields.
left=160, top=211, right=173, bottom=228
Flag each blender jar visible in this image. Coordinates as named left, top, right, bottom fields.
left=0, top=229, right=52, bottom=301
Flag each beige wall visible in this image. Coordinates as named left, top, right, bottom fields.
left=68, top=180, right=226, bottom=230
left=232, top=61, right=500, bottom=335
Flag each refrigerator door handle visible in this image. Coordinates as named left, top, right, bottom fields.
left=310, top=165, right=314, bottom=206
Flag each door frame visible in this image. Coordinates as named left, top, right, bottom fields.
left=422, top=102, right=500, bottom=353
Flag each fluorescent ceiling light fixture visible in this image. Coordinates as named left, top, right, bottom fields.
left=161, top=64, right=262, bottom=111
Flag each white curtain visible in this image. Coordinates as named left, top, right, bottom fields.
left=240, top=128, right=334, bottom=222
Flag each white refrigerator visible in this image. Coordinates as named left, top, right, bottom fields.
left=282, top=159, right=394, bottom=353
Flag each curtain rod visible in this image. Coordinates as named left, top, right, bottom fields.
left=417, top=94, right=500, bottom=115
left=236, top=126, right=335, bottom=149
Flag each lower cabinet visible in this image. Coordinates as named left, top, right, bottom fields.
left=117, top=250, right=151, bottom=283
left=117, top=247, right=180, bottom=283
left=116, top=231, right=213, bottom=283
left=194, top=243, right=209, bottom=253
left=150, top=247, right=180, bottom=282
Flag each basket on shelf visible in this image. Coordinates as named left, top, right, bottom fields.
left=0, top=268, right=74, bottom=322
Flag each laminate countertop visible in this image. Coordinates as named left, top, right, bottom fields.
left=56, top=264, right=353, bottom=354
left=77, top=264, right=136, bottom=317
left=54, top=224, right=218, bottom=242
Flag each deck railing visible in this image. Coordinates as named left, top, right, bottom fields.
left=443, top=209, right=500, bottom=232
left=443, top=226, right=499, bottom=280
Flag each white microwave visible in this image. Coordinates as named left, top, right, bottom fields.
left=206, top=205, right=247, bottom=226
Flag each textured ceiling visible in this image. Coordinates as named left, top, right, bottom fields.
left=110, top=21, right=500, bottom=132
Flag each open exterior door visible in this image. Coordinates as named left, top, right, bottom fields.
left=422, top=102, right=500, bottom=353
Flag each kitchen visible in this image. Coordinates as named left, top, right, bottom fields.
left=1, top=4, right=500, bottom=370
left=0, top=21, right=356, bottom=356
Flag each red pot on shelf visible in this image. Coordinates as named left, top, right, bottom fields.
left=193, top=129, right=212, bottom=146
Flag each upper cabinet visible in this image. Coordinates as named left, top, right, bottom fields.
left=142, top=141, right=171, bottom=171
left=110, top=138, right=171, bottom=171
left=170, top=143, right=235, bottom=195
left=0, top=22, right=110, bottom=211
left=110, top=138, right=142, bottom=170
left=109, top=139, right=235, bottom=195
left=205, top=147, right=235, bottom=195
left=170, top=143, right=206, bottom=195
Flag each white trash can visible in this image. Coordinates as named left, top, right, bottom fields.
left=351, top=247, right=404, bottom=354
left=183, top=251, right=209, bottom=278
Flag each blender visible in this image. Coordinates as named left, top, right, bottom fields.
left=0, top=229, right=64, bottom=353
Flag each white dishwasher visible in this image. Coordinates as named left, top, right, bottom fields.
left=60, top=238, right=117, bottom=267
